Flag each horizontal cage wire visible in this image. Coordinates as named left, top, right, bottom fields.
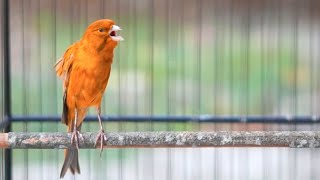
left=1, top=0, right=320, bottom=180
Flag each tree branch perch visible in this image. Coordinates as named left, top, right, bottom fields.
left=0, top=131, right=320, bottom=149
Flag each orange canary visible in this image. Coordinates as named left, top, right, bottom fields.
left=55, top=19, right=123, bottom=178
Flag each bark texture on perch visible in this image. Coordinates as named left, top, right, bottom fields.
left=0, top=131, right=320, bottom=149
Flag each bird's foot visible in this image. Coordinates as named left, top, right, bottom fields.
left=94, top=129, right=107, bottom=156
left=70, top=129, right=83, bottom=150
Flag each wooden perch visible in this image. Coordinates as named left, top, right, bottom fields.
left=0, top=131, right=320, bottom=149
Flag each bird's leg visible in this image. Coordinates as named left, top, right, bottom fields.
left=70, top=108, right=83, bottom=149
left=94, top=107, right=106, bottom=156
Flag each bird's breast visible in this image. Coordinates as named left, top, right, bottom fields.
left=85, top=63, right=111, bottom=92
left=73, top=60, right=112, bottom=107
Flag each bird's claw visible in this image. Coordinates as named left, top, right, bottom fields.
left=71, top=129, right=83, bottom=150
left=95, top=129, right=107, bottom=156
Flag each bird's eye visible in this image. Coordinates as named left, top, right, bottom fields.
left=99, top=28, right=106, bottom=33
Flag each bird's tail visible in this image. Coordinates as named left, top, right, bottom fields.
left=60, top=148, right=80, bottom=178
left=60, top=121, right=83, bottom=178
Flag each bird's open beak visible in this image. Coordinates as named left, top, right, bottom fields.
left=109, top=25, right=124, bottom=41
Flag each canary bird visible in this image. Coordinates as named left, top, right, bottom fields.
left=55, top=19, right=123, bottom=178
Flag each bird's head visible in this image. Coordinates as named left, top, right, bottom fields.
left=81, top=19, right=123, bottom=51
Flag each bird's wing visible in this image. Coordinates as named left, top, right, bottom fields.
left=54, top=42, right=78, bottom=124
left=55, top=42, right=78, bottom=90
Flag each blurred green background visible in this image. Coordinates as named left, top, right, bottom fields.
left=8, top=0, right=320, bottom=117
left=1, top=0, right=320, bottom=179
